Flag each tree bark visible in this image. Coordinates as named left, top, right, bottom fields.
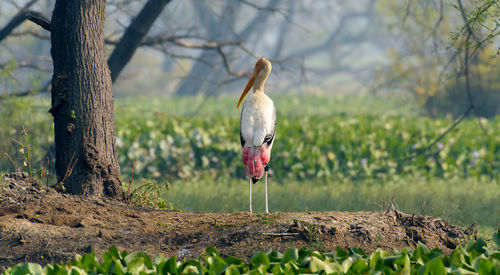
left=107, top=0, right=171, bottom=82
left=50, top=0, right=122, bottom=198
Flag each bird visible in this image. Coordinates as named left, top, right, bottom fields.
left=237, top=57, right=276, bottom=213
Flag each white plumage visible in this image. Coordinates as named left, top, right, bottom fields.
left=241, top=92, right=275, bottom=147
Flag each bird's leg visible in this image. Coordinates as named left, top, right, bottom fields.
left=248, top=177, right=253, bottom=213
left=264, top=171, right=269, bottom=214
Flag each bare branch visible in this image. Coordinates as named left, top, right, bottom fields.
left=428, top=0, right=444, bottom=54
left=239, top=0, right=290, bottom=21
left=0, top=57, right=52, bottom=72
left=283, top=0, right=376, bottom=59
left=26, top=11, right=51, bottom=31
left=463, top=33, right=488, bottom=134
left=216, top=47, right=248, bottom=78
left=0, top=0, right=39, bottom=42
left=456, top=0, right=496, bottom=44
left=10, top=30, right=50, bottom=39
left=0, top=81, right=51, bottom=100
left=169, top=38, right=241, bottom=49
left=401, top=0, right=413, bottom=26
left=398, top=105, right=473, bottom=162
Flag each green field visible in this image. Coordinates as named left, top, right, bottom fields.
left=0, top=93, right=498, bottom=234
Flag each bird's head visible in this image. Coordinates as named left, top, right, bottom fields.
left=237, top=57, right=272, bottom=109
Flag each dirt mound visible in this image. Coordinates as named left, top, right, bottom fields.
left=0, top=172, right=470, bottom=270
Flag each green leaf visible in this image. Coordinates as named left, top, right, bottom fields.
left=281, top=248, right=299, bottom=263
left=477, top=258, right=494, bottom=275
left=309, top=257, right=329, bottom=273
left=473, top=239, right=488, bottom=254
left=369, top=250, right=384, bottom=270
left=124, top=251, right=153, bottom=269
left=204, top=247, right=221, bottom=258
left=107, top=246, right=121, bottom=259
left=341, top=257, right=353, bottom=273
left=423, top=257, right=446, bottom=275
left=493, top=230, right=500, bottom=248
left=161, top=256, right=178, bottom=275
left=225, top=256, right=244, bottom=266
left=11, top=263, right=43, bottom=275
left=225, top=264, right=241, bottom=275
left=250, top=252, right=270, bottom=268
left=350, top=258, right=369, bottom=273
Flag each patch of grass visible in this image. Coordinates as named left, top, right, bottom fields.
left=298, top=220, right=321, bottom=244
left=0, top=172, right=5, bottom=192
left=123, top=179, right=170, bottom=209
left=153, top=221, right=168, bottom=227
left=154, top=221, right=168, bottom=227
left=0, top=96, right=54, bottom=175
left=257, top=213, right=279, bottom=224
left=213, top=219, right=236, bottom=228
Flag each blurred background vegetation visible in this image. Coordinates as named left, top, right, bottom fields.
left=0, top=0, right=499, bottom=235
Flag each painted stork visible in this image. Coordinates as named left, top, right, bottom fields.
left=237, top=57, right=276, bottom=213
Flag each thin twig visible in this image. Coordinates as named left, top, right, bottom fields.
left=126, top=161, right=135, bottom=202
left=401, top=0, right=412, bottom=26
left=262, top=232, right=300, bottom=236
left=3, top=153, right=20, bottom=172
left=0, top=81, right=50, bottom=100
left=45, top=158, right=50, bottom=187
left=60, top=152, right=78, bottom=184
left=444, top=205, right=459, bottom=223
left=398, top=105, right=473, bottom=162
left=25, top=11, right=51, bottom=31
left=216, top=47, right=248, bottom=78
left=463, top=36, right=488, bottom=135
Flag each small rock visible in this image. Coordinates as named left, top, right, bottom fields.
left=177, top=248, right=191, bottom=258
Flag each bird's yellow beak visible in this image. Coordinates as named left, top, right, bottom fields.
left=237, top=68, right=259, bottom=109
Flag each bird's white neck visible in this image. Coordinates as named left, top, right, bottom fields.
left=253, top=70, right=270, bottom=93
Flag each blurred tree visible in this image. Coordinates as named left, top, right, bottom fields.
left=107, top=0, right=172, bottom=82
left=0, top=0, right=172, bottom=96
left=1, top=0, right=386, bottom=98
left=173, top=0, right=243, bottom=96
left=376, top=0, right=500, bottom=117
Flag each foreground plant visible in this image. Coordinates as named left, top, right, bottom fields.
left=3, top=231, right=499, bottom=274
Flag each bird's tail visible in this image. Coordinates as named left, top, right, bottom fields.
left=242, top=146, right=271, bottom=183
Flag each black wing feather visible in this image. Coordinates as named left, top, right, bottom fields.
left=263, top=105, right=277, bottom=147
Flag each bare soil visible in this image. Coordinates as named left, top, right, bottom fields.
left=0, top=172, right=471, bottom=270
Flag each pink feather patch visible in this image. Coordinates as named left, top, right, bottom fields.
left=242, top=146, right=271, bottom=180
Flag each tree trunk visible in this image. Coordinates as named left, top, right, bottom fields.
left=107, top=0, right=171, bottom=83
left=50, top=0, right=122, bottom=198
